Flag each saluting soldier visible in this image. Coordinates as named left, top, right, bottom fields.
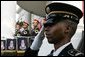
left=15, top=22, right=22, bottom=36
left=31, top=19, right=41, bottom=36
left=24, top=1, right=84, bottom=56
left=20, top=21, right=30, bottom=36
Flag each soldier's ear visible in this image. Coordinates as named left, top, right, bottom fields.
left=64, top=25, right=70, bottom=34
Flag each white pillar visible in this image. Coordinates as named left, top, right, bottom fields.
left=1, top=1, right=16, bottom=40
left=28, top=13, right=31, bottom=33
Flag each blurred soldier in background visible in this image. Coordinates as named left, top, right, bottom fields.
left=31, top=19, right=41, bottom=36
left=15, top=22, right=22, bottom=36
left=20, top=21, right=30, bottom=36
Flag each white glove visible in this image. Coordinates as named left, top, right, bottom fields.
left=30, top=26, right=45, bottom=50
left=20, top=28, right=24, bottom=32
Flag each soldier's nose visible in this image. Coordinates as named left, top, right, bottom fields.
left=44, top=26, right=50, bottom=32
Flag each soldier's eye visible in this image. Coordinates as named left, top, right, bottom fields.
left=44, top=23, right=55, bottom=27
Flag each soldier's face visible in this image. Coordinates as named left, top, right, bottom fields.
left=44, top=21, right=66, bottom=44
left=33, top=21, right=38, bottom=27
left=23, top=22, right=28, bottom=29
left=16, top=25, right=21, bottom=30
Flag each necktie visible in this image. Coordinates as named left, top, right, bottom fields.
left=47, top=50, right=54, bottom=56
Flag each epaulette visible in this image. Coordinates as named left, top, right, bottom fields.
left=68, top=49, right=84, bottom=56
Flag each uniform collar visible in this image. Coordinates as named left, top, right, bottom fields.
left=53, top=42, right=71, bottom=56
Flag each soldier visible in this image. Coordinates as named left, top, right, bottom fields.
left=20, top=21, right=30, bottom=36
left=15, top=22, right=22, bottom=36
left=31, top=19, right=41, bottom=36
left=24, top=2, right=84, bottom=56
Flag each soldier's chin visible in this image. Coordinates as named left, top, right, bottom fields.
left=47, top=39, right=54, bottom=44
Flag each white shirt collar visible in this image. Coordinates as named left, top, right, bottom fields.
left=53, top=42, right=71, bottom=56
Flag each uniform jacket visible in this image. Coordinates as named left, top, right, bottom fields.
left=24, top=43, right=84, bottom=56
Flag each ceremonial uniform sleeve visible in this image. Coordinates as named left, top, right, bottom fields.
left=24, top=26, right=45, bottom=56
left=24, top=47, right=39, bottom=56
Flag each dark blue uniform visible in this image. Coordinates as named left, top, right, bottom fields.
left=24, top=43, right=84, bottom=56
